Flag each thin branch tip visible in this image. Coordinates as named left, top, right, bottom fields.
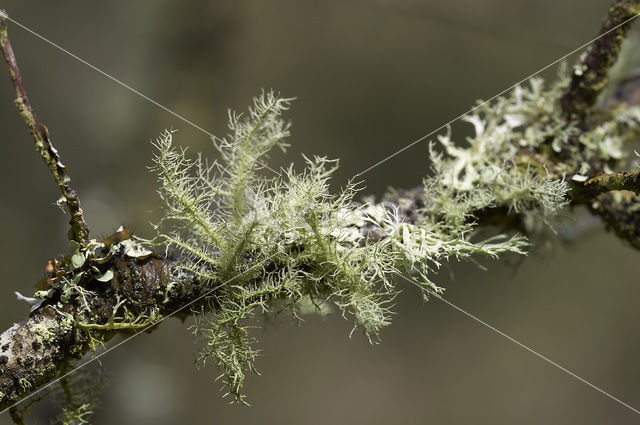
left=0, top=18, right=90, bottom=244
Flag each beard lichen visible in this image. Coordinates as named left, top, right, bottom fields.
left=145, top=65, right=637, bottom=404
left=150, top=91, right=550, bottom=402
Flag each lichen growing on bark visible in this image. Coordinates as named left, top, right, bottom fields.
left=2, top=1, right=640, bottom=419
left=150, top=91, right=579, bottom=401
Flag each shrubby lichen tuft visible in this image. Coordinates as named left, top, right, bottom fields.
left=151, top=90, right=546, bottom=402
left=427, top=72, right=640, bottom=235
left=152, top=66, right=640, bottom=401
left=427, top=77, right=572, bottom=232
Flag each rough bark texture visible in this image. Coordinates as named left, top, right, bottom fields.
left=560, top=0, right=640, bottom=120
left=0, top=254, right=207, bottom=410
left=581, top=70, right=640, bottom=248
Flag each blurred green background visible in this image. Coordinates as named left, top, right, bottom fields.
left=1, top=0, right=640, bottom=423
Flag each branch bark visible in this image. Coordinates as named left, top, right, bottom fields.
left=0, top=253, right=206, bottom=411
left=560, top=0, right=640, bottom=120
left=0, top=14, right=89, bottom=244
left=574, top=170, right=640, bottom=201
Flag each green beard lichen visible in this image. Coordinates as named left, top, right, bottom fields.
left=150, top=90, right=563, bottom=402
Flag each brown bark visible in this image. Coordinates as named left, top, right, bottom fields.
left=560, top=0, right=640, bottom=120
left=0, top=254, right=206, bottom=411
left=0, top=16, right=89, bottom=244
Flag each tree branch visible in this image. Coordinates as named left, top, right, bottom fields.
left=0, top=13, right=89, bottom=244
left=0, top=187, right=433, bottom=412
left=573, top=170, right=640, bottom=202
left=560, top=0, right=640, bottom=120
left=0, top=251, right=206, bottom=411
left=1, top=0, right=640, bottom=418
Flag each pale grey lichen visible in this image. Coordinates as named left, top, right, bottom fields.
left=427, top=77, right=573, bottom=232
left=151, top=91, right=538, bottom=402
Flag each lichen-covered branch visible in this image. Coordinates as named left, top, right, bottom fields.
left=1, top=0, right=640, bottom=421
left=573, top=170, right=640, bottom=202
left=560, top=0, right=640, bottom=120
left=0, top=247, right=207, bottom=412
left=0, top=183, right=472, bottom=412
left=570, top=66, right=640, bottom=248
left=589, top=190, right=640, bottom=248
left=0, top=14, right=89, bottom=244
